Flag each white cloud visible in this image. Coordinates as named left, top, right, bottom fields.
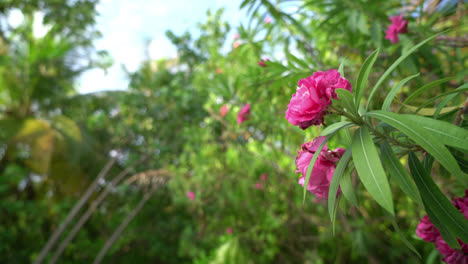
left=148, top=38, right=176, bottom=60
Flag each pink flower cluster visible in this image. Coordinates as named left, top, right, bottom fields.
left=296, top=136, right=346, bottom=199
left=285, top=69, right=352, bottom=129
left=416, top=190, right=468, bottom=264
left=187, top=191, right=195, bottom=201
left=237, top=103, right=250, bottom=124
left=255, top=173, right=268, bottom=189
left=385, top=14, right=408, bottom=44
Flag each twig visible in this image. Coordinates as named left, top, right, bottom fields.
left=93, top=179, right=164, bottom=264
left=48, top=155, right=149, bottom=264
left=33, top=157, right=117, bottom=264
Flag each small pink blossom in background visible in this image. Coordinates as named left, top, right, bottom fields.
left=296, top=136, right=346, bottom=200
left=233, top=41, right=241, bottom=49
left=187, top=191, right=195, bottom=201
left=255, top=182, right=263, bottom=189
left=415, top=190, right=468, bottom=263
left=260, top=173, right=267, bottom=182
left=237, top=103, right=250, bottom=124
left=216, top=68, right=222, bottom=74
left=257, top=58, right=269, bottom=67
left=264, top=17, right=272, bottom=24
left=226, top=227, right=233, bottom=234
left=385, top=14, right=408, bottom=44
left=285, top=69, right=352, bottom=129
left=233, top=33, right=239, bottom=40
left=220, top=105, right=229, bottom=117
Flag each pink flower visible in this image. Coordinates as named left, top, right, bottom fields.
left=264, top=17, right=272, bottom=24
left=285, top=69, right=352, bottom=129
left=296, top=136, right=346, bottom=199
left=233, top=33, right=239, bottom=40
left=385, top=14, right=408, bottom=44
left=260, top=173, right=267, bottom=182
left=255, top=182, right=263, bottom=189
left=435, top=237, right=468, bottom=264
left=220, top=105, right=229, bottom=117
left=216, top=68, right=222, bottom=74
left=233, top=41, right=241, bottom=49
left=257, top=58, right=269, bottom=67
left=187, top=191, right=195, bottom=201
left=237, top=103, right=250, bottom=124
left=416, top=190, right=468, bottom=263
left=226, top=227, right=233, bottom=234
left=416, top=215, right=439, bottom=242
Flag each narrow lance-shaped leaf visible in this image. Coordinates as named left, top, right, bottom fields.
left=365, top=111, right=467, bottom=184
left=320, top=121, right=353, bottom=136
left=416, top=84, right=468, bottom=112
left=380, top=141, right=421, bottom=203
left=433, top=82, right=468, bottom=118
left=328, top=149, right=352, bottom=221
left=352, top=126, right=394, bottom=215
left=366, top=32, right=443, bottom=110
left=403, top=114, right=468, bottom=151
left=399, top=77, right=455, bottom=112
left=338, top=59, right=345, bottom=77
left=355, top=49, right=379, bottom=106
left=381, top=73, right=420, bottom=112
left=408, top=152, right=468, bottom=244
left=336, top=89, right=359, bottom=118
left=391, top=219, right=421, bottom=258
left=339, top=167, right=359, bottom=208
left=424, top=200, right=461, bottom=250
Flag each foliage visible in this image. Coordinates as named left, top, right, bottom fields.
left=1, top=0, right=468, bottom=263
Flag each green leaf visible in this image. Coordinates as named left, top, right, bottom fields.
left=380, top=141, right=421, bottom=203
left=408, top=152, right=468, bottom=244
left=416, top=83, right=468, bottom=112
left=340, top=168, right=359, bottom=208
left=328, top=149, right=352, bottom=222
left=336, top=89, right=359, bottom=117
left=433, top=82, right=468, bottom=118
left=366, top=32, right=443, bottom=110
left=303, top=134, right=335, bottom=203
left=403, top=114, right=468, bottom=151
left=391, top=219, right=421, bottom=259
left=365, top=111, right=467, bottom=184
left=352, top=126, right=394, bottom=215
left=424, top=203, right=461, bottom=250
left=338, top=59, right=345, bottom=77
left=399, top=77, right=455, bottom=112
left=354, top=49, right=379, bottom=106
left=381, top=73, right=420, bottom=111
left=320, top=121, right=353, bottom=136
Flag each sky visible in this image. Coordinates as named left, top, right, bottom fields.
left=77, top=0, right=246, bottom=94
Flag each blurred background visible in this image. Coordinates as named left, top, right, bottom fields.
left=0, top=0, right=467, bottom=263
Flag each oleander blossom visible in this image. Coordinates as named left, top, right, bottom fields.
left=385, top=14, right=408, bottom=44
left=285, top=69, right=352, bottom=129
left=220, top=105, right=229, bottom=117
left=415, top=190, right=468, bottom=264
left=237, top=103, right=250, bottom=124
left=187, top=191, right=195, bottom=201
left=258, top=58, right=269, bottom=67
left=296, top=136, right=346, bottom=200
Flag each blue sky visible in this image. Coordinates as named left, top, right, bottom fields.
left=78, top=0, right=245, bottom=93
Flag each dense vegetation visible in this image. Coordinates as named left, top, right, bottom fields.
left=1, top=0, right=467, bottom=263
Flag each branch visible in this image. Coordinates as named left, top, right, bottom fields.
left=33, top=157, right=117, bottom=264
left=93, top=180, right=164, bottom=264
left=48, top=155, right=149, bottom=264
